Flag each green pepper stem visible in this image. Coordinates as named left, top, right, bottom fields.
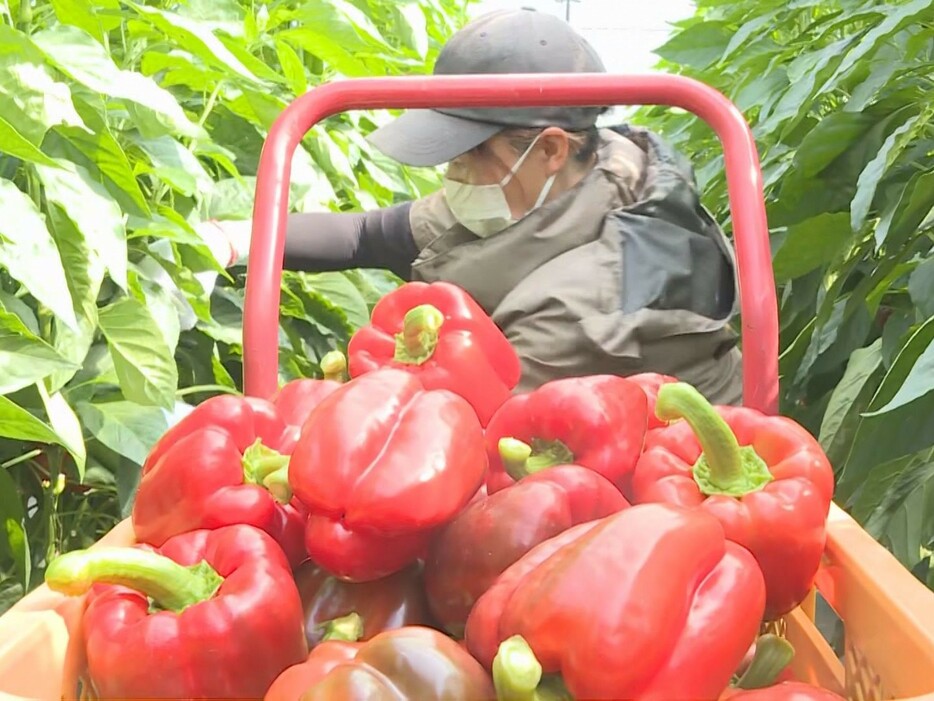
left=734, top=634, right=796, bottom=689
left=655, top=383, right=773, bottom=498
left=498, top=437, right=574, bottom=481
left=242, top=439, right=292, bottom=504
left=494, top=636, right=543, bottom=701
left=319, top=612, right=364, bottom=642
left=320, top=350, right=347, bottom=382
left=393, top=304, right=445, bottom=364
left=45, top=548, right=223, bottom=614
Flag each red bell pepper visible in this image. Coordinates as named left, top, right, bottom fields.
left=425, top=464, right=629, bottom=637
left=483, top=375, right=648, bottom=494
left=346, top=281, right=520, bottom=426
left=279, top=626, right=495, bottom=700
left=465, top=502, right=766, bottom=701
left=722, top=682, right=846, bottom=701
left=273, top=350, right=347, bottom=445
left=289, top=368, right=487, bottom=582
left=627, top=372, right=679, bottom=429
left=265, top=638, right=360, bottom=701
left=631, top=382, right=835, bottom=619
left=295, top=560, right=436, bottom=647
left=45, top=524, right=308, bottom=699
left=132, top=394, right=306, bottom=567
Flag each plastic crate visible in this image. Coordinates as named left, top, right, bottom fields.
left=2, top=74, right=933, bottom=699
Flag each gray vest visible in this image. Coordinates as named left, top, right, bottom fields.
left=407, top=125, right=743, bottom=405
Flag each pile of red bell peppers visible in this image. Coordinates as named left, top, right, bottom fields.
left=45, top=281, right=844, bottom=701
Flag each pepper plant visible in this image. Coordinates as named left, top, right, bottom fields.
left=0, top=0, right=469, bottom=610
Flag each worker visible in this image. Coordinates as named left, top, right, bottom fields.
left=206, top=9, right=743, bottom=404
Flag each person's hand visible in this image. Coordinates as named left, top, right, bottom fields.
left=195, top=219, right=252, bottom=267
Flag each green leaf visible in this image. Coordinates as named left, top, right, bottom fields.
left=0, top=465, right=30, bottom=591
left=0, top=180, right=77, bottom=330
left=0, top=114, right=59, bottom=166
left=0, top=25, right=86, bottom=146
left=53, top=99, right=150, bottom=216
left=98, top=296, right=179, bottom=410
left=32, top=25, right=203, bottom=139
left=909, top=258, right=934, bottom=319
left=771, top=213, right=853, bottom=283
left=850, top=113, right=923, bottom=233
left=394, top=2, right=429, bottom=58
left=863, top=336, right=934, bottom=417
left=50, top=0, right=121, bottom=42
left=873, top=170, right=934, bottom=250
left=818, top=339, right=883, bottom=469
left=131, top=135, right=213, bottom=197
left=0, top=396, right=85, bottom=476
left=280, top=28, right=370, bottom=77
left=275, top=39, right=308, bottom=96
left=37, top=384, right=86, bottom=480
left=818, top=0, right=934, bottom=95
left=791, top=112, right=877, bottom=179
left=127, top=3, right=265, bottom=86
left=286, top=272, right=370, bottom=332
left=35, top=158, right=127, bottom=289
left=839, top=316, right=934, bottom=500
left=0, top=307, right=78, bottom=395
left=77, top=400, right=168, bottom=466
left=655, top=20, right=732, bottom=69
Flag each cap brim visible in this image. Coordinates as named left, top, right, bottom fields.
left=366, top=110, right=503, bottom=167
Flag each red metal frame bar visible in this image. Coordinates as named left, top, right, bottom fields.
left=243, top=73, right=779, bottom=414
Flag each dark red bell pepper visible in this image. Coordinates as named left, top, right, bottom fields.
left=424, top=465, right=629, bottom=637
left=465, top=503, right=766, bottom=701
left=44, top=524, right=308, bottom=699
left=627, top=372, right=679, bottom=429
left=631, top=382, right=835, bottom=619
left=289, top=368, right=487, bottom=582
left=346, top=281, right=521, bottom=426
left=483, top=375, right=648, bottom=494
left=132, top=394, right=306, bottom=567
left=295, top=560, right=436, bottom=647
left=265, top=638, right=360, bottom=701
left=280, top=626, right=495, bottom=700
left=273, top=350, right=347, bottom=445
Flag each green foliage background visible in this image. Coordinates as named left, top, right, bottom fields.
left=636, top=0, right=934, bottom=588
left=0, top=0, right=466, bottom=611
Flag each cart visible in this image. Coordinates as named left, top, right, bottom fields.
left=1, top=73, right=933, bottom=701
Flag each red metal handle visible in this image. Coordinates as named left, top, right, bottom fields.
left=244, top=73, right=779, bottom=414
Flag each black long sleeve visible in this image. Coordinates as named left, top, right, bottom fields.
left=283, top=202, right=418, bottom=280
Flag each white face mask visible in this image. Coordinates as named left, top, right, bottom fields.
left=442, top=134, right=558, bottom=239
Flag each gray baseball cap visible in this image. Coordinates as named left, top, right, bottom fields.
left=366, top=9, right=607, bottom=167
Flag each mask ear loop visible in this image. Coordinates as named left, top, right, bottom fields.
left=498, top=131, right=546, bottom=187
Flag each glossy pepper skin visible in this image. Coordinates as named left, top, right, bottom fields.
left=483, top=375, right=648, bottom=494
left=722, top=682, right=846, bottom=701
left=631, top=383, right=835, bottom=619
left=273, top=351, right=346, bottom=444
left=45, top=525, right=308, bottom=700
left=132, top=394, right=306, bottom=567
left=627, top=372, right=679, bottom=429
left=293, top=627, right=495, bottom=700
left=289, top=368, right=488, bottom=582
left=465, top=503, right=766, bottom=701
left=295, top=561, right=436, bottom=647
left=265, top=640, right=360, bottom=701
left=424, top=465, right=629, bottom=637
left=347, top=281, right=521, bottom=426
